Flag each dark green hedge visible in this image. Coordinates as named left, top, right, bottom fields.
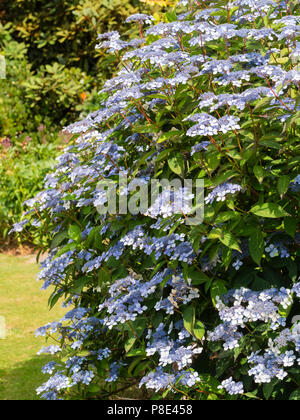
left=0, top=0, right=141, bottom=75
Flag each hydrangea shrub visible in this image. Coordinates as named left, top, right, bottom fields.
left=15, top=0, right=300, bottom=400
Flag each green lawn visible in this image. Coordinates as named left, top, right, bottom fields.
left=0, top=253, right=66, bottom=400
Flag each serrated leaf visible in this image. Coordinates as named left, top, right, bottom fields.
left=250, top=203, right=289, bottom=218
left=219, top=232, right=241, bottom=252
left=215, top=211, right=240, bottom=224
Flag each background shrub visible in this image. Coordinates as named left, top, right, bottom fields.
left=0, top=1, right=152, bottom=244
left=0, top=24, right=91, bottom=130
left=0, top=130, right=70, bottom=242
left=14, top=0, right=300, bottom=401
left=0, top=0, right=141, bottom=78
left=0, top=26, right=72, bottom=243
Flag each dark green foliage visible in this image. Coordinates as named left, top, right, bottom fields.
left=0, top=24, right=91, bottom=131
left=0, top=1, right=144, bottom=243
left=0, top=0, right=141, bottom=76
left=0, top=130, right=68, bottom=243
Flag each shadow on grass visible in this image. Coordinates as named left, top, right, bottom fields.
left=0, top=355, right=51, bottom=400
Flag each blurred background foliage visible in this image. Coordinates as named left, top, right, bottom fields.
left=0, top=0, right=169, bottom=246
left=0, top=24, right=91, bottom=132
left=0, top=0, right=145, bottom=127
left=0, top=0, right=141, bottom=74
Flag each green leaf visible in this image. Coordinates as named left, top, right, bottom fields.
left=260, top=139, right=282, bottom=149
left=244, top=392, right=260, bottom=400
left=157, top=131, right=180, bottom=144
left=156, top=148, right=173, bottom=163
left=51, top=230, right=69, bottom=250
left=289, top=390, right=300, bottom=401
left=168, top=154, right=185, bottom=177
left=263, top=380, right=278, bottom=400
left=284, top=217, right=297, bottom=238
left=278, top=302, right=292, bottom=318
left=48, top=292, right=61, bottom=310
left=253, top=165, right=264, bottom=184
left=253, top=96, right=273, bottom=111
left=71, top=276, right=88, bottom=294
left=208, top=228, right=222, bottom=240
left=133, top=150, right=158, bottom=174
left=88, top=384, right=101, bottom=393
left=215, top=211, right=240, bottom=224
left=134, top=360, right=151, bottom=376
left=128, top=357, right=143, bottom=376
left=249, top=228, right=264, bottom=265
left=211, top=280, right=227, bottom=306
left=68, top=224, right=82, bottom=243
left=188, top=270, right=210, bottom=286
left=250, top=203, right=289, bottom=218
left=98, top=269, right=110, bottom=284
left=183, top=305, right=195, bottom=335
left=55, top=242, right=77, bottom=257
left=125, top=336, right=137, bottom=353
left=222, top=247, right=232, bottom=269
left=131, top=318, right=148, bottom=338
left=206, top=151, right=221, bottom=172
left=193, top=320, right=205, bottom=340
left=277, top=175, right=290, bottom=197
left=219, top=232, right=241, bottom=252
left=126, top=348, right=146, bottom=357
left=287, top=260, right=298, bottom=282
left=165, top=11, right=177, bottom=22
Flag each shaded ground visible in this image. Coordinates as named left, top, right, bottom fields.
left=0, top=253, right=65, bottom=400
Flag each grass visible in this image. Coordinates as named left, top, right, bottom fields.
left=0, top=253, right=66, bottom=400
